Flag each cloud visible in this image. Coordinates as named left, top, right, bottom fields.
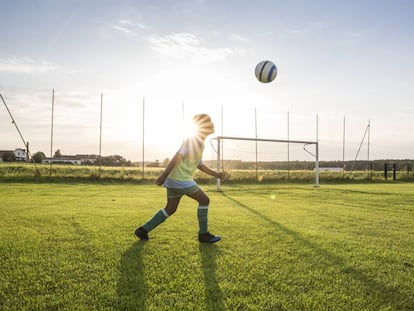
left=0, top=57, right=60, bottom=73
left=112, top=24, right=135, bottom=35
left=339, top=31, right=364, bottom=46
left=288, top=22, right=326, bottom=35
left=112, top=19, right=151, bottom=36
left=230, top=33, right=248, bottom=42
left=148, top=32, right=234, bottom=64
left=288, top=27, right=311, bottom=34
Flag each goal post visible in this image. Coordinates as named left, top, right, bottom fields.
left=213, top=136, right=319, bottom=190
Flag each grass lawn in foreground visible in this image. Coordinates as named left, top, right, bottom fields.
left=0, top=182, right=413, bottom=310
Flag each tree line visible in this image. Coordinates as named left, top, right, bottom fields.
left=2, top=150, right=412, bottom=172
left=203, top=159, right=413, bottom=171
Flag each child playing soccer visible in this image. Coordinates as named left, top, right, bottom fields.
left=135, top=113, right=225, bottom=243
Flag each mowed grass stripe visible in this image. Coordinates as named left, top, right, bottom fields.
left=217, top=185, right=414, bottom=309
left=1, top=182, right=413, bottom=310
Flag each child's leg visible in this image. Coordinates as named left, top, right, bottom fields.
left=188, top=188, right=221, bottom=243
left=187, top=188, right=210, bottom=234
left=197, top=205, right=209, bottom=234
left=142, top=208, right=169, bottom=232
left=137, top=196, right=181, bottom=238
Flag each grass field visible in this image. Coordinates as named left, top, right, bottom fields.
left=1, top=182, right=413, bottom=310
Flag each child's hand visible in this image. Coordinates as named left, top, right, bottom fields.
left=155, top=175, right=166, bottom=186
left=217, top=171, right=228, bottom=181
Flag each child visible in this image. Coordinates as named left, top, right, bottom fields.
left=135, top=114, right=225, bottom=243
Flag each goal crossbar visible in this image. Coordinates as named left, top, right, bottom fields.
left=212, top=136, right=319, bottom=189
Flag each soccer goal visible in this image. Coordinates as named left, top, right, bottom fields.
left=212, top=136, right=319, bottom=190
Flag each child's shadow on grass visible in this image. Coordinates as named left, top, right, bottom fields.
left=199, top=244, right=225, bottom=311
left=221, top=192, right=410, bottom=309
left=116, top=241, right=147, bottom=310
left=116, top=241, right=224, bottom=310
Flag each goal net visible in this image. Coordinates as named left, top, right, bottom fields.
left=211, top=136, right=319, bottom=190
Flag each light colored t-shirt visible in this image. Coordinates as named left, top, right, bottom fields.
left=164, top=136, right=204, bottom=189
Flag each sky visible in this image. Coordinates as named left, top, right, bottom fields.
left=1, top=0, right=414, bottom=163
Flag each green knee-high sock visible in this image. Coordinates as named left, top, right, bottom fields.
left=197, top=205, right=209, bottom=234
left=143, top=208, right=169, bottom=232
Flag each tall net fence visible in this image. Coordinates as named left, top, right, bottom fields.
left=2, top=86, right=412, bottom=182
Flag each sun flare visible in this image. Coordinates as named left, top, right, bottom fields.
left=182, top=119, right=199, bottom=139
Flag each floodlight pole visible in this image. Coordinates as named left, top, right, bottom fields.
left=1, top=93, right=28, bottom=150
left=0, top=92, right=41, bottom=176
left=50, top=89, right=55, bottom=176
left=182, top=102, right=185, bottom=142
left=367, top=120, right=371, bottom=162
left=142, top=98, right=145, bottom=179
left=98, top=93, right=103, bottom=178
left=350, top=122, right=370, bottom=172
left=315, top=141, right=320, bottom=187
left=216, top=136, right=222, bottom=191
left=342, top=116, right=346, bottom=174
left=255, top=108, right=258, bottom=181
left=287, top=111, right=290, bottom=179
left=315, top=114, right=320, bottom=187
left=221, top=105, right=224, bottom=172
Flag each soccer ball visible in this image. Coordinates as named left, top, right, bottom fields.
left=255, top=60, right=277, bottom=83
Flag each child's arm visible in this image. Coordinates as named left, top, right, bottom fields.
left=197, top=162, right=226, bottom=180
left=155, top=153, right=183, bottom=186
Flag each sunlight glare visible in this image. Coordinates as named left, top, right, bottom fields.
left=182, top=118, right=198, bottom=139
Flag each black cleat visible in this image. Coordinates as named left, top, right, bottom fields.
left=199, top=232, right=221, bottom=243
left=135, top=227, right=149, bottom=240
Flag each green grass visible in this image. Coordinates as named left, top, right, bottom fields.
left=1, top=182, right=413, bottom=310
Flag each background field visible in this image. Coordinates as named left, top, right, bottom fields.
left=1, top=182, right=413, bottom=310
left=1, top=162, right=413, bottom=183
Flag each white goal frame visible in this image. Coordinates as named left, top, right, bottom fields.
left=213, top=136, right=319, bottom=190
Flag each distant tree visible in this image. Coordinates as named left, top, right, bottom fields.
left=2, top=151, right=16, bottom=162
left=54, top=149, right=62, bottom=158
left=100, top=154, right=130, bottom=166
left=32, top=151, right=46, bottom=163
left=147, top=160, right=160, bottom=168
left=162, top=158, right=170, bottom=167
